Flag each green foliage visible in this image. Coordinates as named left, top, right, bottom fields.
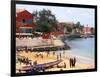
left=76, top=21, right=81, bottom=28
left=66, top=26, right=72, bottom=32
left=63, top=23, right=72, bottom=33
left=32, top=9, right=58, bottom=33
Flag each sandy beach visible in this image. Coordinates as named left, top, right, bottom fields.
left=16, top=50, right=94, bottom=73
left=16, top=37, right=94, bottom=74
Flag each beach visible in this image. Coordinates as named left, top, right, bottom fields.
left=16, top=36, right=95, bottom=74
left=16, top=50, right=94, bottom=73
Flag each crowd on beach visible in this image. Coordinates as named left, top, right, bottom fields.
left=16, top=35, right=76, bottom=73
left=16, top=49, right=77, bottom=74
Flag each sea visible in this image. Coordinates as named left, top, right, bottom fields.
left=64, top=38, right=95, bottom=65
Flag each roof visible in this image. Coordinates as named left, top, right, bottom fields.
left=16, top=10, right=33, bottom=20
left=16, top=9, right=25, bottom=13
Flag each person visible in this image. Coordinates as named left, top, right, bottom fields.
left=70, top=58, right=75, bottom=68
left=35, top=54, right=39, bottom=58
left=19, top=69, right=21, bottom=73
left=60, top=53, right=61, bottom=59
left=47, top=52, right=49, bottom=57
left=69, top=58, right=72, bottom=68
left=34, top=60, right=37, bottom=66
left=72, top=58, right=74, bottom=67
left=73, top=57, right=76, bottom=67
left=64, top=62, right=66, bottom=68
left=71, top=57, right=76, bottom=68
left=57, top=55, right=59, bottom=60
left=53, top=52, right=55, bottom=56
left=41, top=54, right=43, bottom=59
left=26, top=57, right=29, bottom=65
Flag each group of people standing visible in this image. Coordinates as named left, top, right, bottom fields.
left=17, top=56, right=32, bottom=65
left=69, top=57, right=76, bottom=68
left=35, top=53, right=44, bottom=59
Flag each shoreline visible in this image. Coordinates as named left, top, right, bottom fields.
left=52, top=49, right=94, bottom=65
left=66, top=52, right=94, bottom=67
left=16, top=50, right=94, bottom=73
left=16, top=36, right=94, bottom=73
left=56, top=50, right=94, bottom=67
left=61, top=37, right=94, bottom=66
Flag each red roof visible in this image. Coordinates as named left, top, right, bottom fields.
left=16, top=10, right=33, bottom=20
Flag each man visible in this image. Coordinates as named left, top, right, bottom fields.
left=69, top=58, right=72, bottom=68
left=73, top=57, right=76, bottom=67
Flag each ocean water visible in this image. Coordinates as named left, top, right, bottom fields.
left=65, top=38, right=95, bottom=64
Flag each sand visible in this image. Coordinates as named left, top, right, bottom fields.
left=16, top=51, right=94, bottom=73
left=16, top=36, right=94, bottom=73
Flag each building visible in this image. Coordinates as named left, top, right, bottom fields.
left=57, top=23, right=64, bottom=31
left=83, top=25, right=91, bottom=34
left=51, top=22, right=65, bottom=36
left=16, top=9, right=35, bottom=36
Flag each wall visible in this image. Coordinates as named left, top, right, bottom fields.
left=0, top=0, right=99, bottom=77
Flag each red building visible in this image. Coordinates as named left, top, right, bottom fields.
left=16, top=10, right=35, bottom=36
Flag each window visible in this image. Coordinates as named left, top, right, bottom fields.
left=22, top=18, right=26, bottom=25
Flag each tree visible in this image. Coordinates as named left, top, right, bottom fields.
left=66, top=25, right=72, bottom=33
left=32, top=9, right=58, bottom=45
left=32, top=9, right=58, bottom=33
left=63, top=23, right=72, bottom=33
left=76, top=21, right=81, bottom=28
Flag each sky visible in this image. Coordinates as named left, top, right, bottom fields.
left=16, top=4, right=95, bottom=27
